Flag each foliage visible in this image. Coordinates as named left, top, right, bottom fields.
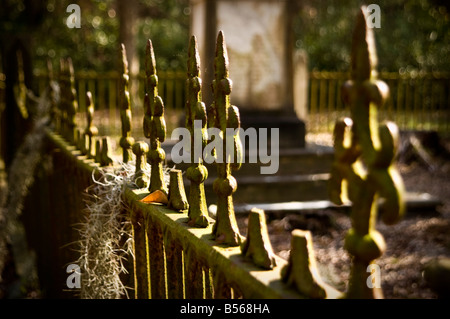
left=2, top=0, right=448, bottom=74
left=293, top=0, right=450, bottom=72
left=30, top=0, right=190, bottom=72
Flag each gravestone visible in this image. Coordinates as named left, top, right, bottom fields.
left=190, top=0, right=306, bottom=148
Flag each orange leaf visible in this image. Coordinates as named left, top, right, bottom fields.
left=139, top=190, right=168, bottom=205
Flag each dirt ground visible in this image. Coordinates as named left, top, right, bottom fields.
left=237, top=134, right=450, bottom=299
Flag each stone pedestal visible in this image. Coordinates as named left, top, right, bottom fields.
left=190, top=0, right=306, bottom=148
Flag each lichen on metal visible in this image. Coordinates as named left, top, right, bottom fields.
left=132, top=141, right=149, bottom=188
left=281, top=229, right=327, bottom=299
left=329, top=6, right=406, bottom=299
left=13, top=50, right=29, bottom=120
left=167, top=169, right=189, bottom=212
left=208, top=31, right=243, bottom=247
left=65, top=57, right=78, bottom=143
left=240, top=208, right=276, bottom=270
left=119, top=44, right=135, bottom=163
left=185, top=35, right=209, bottom=227
left=75, top=129, right=85, bottom=154
left=84, top=91, right=98, bottom=158
left=95, top=137, right=113, bottom=167
left=94, top=138, right=101, bottom=164
left=143, top=39, right=167, bottom=195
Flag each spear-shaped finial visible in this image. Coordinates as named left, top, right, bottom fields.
left=66, top=57, right=78, bottom=143
left=132, top=141, right=149, bottom=188
left=210, top=31, right=243, bottom=246
left=100, top=137, right=113, bottom=167
left=329, top=6, right=405, bottom=299
left=185, top=36, right=209, bottom=227
left=119, top=44, right=135, bottom=163
left=143, top=40, right=167, bottom=195
left=14, top=51, right=28, bottom=120
left=85, top=91, right=98, bottom=158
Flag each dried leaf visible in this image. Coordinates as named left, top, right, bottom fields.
left=139, top=190, right=168, bottom=205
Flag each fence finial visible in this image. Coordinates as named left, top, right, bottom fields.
left=329, top=6, right=405, bottom=299
left=119, top=44, right=135, bottom=163
left=281, top=230, right=327, bottom=299
left=210, top=31, right=243, bottom=246
left=75, top=129, right=84, bottom=153
left=66, top=57, right=78, bottom=143
left=85, top=91, right=98, bottom=158
left=100, top=137, right=113, bottom=167
left=14, top=50, right=28, bottom=120
left=186, top=35, right=209, bottom=227
left=168, top=169, right=189, bottom=212
left=143, top=40, right=167, bottom=195
left=132, top=141, right=149, bottom=188
left=241, top=208, right=276, bottom=270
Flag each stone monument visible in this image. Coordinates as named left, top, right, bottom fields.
left=190, top=0, right=306, bottom=148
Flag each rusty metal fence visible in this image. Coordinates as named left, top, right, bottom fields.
left=5, top=6, right=411, bottom=299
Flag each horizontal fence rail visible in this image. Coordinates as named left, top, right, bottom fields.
left=42, top=128, right=338, bottom=299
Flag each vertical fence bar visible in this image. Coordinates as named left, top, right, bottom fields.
left=396, top=77, right=404, bottom=130
left=175, top=71, right=184, bottom=109
left=309, top=76, right=318, bottom=133
left=131, top=210, right=150, bottom=299
left=88, top=74, right=96, bottom=109
left=204, top=268, right=214, bottom=299
left=413, top=76, right=421, bottom=130
left=78, top=79, right=86, bottom=114
left=146, top=217, right=167, bottom=299
left=166, top=70, right=175, bottom=108
left=318, top=75, right=327, bottom=132
left=108, top=77, right=117, bottom=131
left=184, top=248, right=205, bottom=299
left=164, top=231, right=184, bottom=299
left=98, top=76, right=106, bottom=112
left=327, top=76, right=336, bottom=132
left=407, top=77, right=414, bottom=129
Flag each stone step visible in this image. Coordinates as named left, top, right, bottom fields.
left=183, top=173, right=331, bottom=207
left=230, top=192, right=442, bottom=216
left=164, top=141, right=334, bottom=177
